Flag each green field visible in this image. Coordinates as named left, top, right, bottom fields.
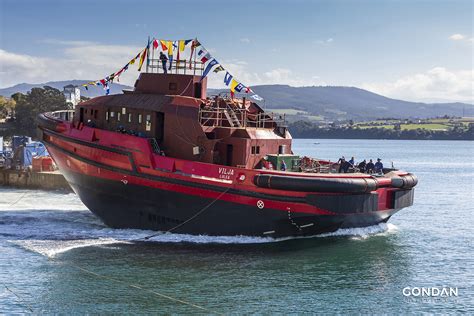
left=354, top=118, right=474, bottom=131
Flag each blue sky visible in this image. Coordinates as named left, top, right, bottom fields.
left=0, top=0, right=472, bottom=102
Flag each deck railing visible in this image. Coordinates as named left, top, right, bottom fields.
left=146, top=58, right=205, bottom=76
left=199, top=106, right=286, bottom=129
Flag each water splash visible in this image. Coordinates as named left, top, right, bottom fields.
left=1, top=188, right=396, bottom=257
left=10, top=239, right=132, bottom=258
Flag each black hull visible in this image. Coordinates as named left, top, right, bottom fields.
left=63, top=169, right=404, bottom=238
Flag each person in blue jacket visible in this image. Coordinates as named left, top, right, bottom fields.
left=374, top=158, right=384, bottom=173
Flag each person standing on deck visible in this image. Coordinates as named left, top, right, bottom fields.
left=280, top=160, right=287, bottom=171
left=159, top=52, right=168, bottom=74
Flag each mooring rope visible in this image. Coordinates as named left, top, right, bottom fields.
left=59, top=261, right=216, bottom=313
left=142, top=186, right=231, bottom=240
left=2, top=283, right=34, bottom=313
left=6, top=190, right=29, bottom=207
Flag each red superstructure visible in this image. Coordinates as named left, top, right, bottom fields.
left=38, top=56, right=417, bottom=238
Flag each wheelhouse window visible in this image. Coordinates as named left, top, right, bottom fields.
left=128, top=113, right=132, bottom=123
left=105, top=111, right=109, bottom=121
left=146, top=114, right=151, bottom=131
left=117, top=112, right=121, bottom=121
left=122, top=107, right=126, bottom=114
left=138, top=114, right=142, bottom=124
left=251, top=146, right=260, bottom=155
left=110, top=111, right=115, bottom=118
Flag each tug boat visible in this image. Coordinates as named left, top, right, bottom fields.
left=38, top=50, right=417, bottom=238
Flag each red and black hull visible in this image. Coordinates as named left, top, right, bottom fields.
left=38, top=115, right=415, bottom=238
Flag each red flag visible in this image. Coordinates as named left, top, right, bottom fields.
left=153, top=39, right=159, bottom=49
left=189, top=40, right=196, bottom=69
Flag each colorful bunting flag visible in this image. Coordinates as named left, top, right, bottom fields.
left=213, top=65, right=225, bottom=73
left=224, top=72, right=233, bottom=86
left=201, top=58, right=219, bottom=81
left=167, top=41, right=173, bottom=56
left=189, top=39, right=196, bottom=69
left=160, top=40, right=168, bottom=51
left=230, top=79, right=239, bottom=92
left=235, top=83, right=245, bottom=93
left=179, top=40, right=185, bottom=52
left=104, top=83, right=110, bottom=95
left=250, top=94, right=264, bottom=101
left=138, top=48, right=147, bottom=71
left=81, top=37, right=261, bottom=102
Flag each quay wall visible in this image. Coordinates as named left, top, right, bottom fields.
left=0, top=169, right=71, bottom=191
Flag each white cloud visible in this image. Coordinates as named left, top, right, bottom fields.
left=316, top=38, right=334, bottom=45
left=361, top=67, right=474, bottom=102
left=205, top=61, right=326, bottom=89
left=449, top=33, right=465, bottom=40
left=0, top=42, right=143, bottom=88
left=240, top=38, right=250, bottom=43
left=0, top=41, right=327, bottom=92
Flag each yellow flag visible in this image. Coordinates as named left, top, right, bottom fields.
left=179, top=40, right=185, bottom=52
left=130, top=58, right=135, bottom=65
left=167, top=41, right=173, bottom=56
left=138, top=48, right=147, bottom=71
left=230, top=79, right=239, bottom=92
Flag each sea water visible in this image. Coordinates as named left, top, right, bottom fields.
left=0, top=139, right=473, bottom=313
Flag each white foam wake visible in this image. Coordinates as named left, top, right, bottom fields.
left=1, top=187, right=397, bottom=257
left=10, top=238, right=132, bottom=258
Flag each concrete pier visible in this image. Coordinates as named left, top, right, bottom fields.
left=0, top=169, right=71, bottom=191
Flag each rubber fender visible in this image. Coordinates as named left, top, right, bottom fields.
left=253, top=174, right=378, bottom=193
left=391, top=173, right=418, bottom=189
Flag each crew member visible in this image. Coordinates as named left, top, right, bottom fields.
left=366, top=159, right=375, bottom=174
left=374, top=158, right=383, bottom=174
left=337, top=156, right=346, bottom=173
left=357, top=159, right=367, bottom=173
left=280, top=160, right=287, bottom=171
left=349, top=156, right=355, bottom=167
left=159, top=52, right=168, bottom=74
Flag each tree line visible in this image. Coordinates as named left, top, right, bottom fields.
left=288, top=120, right=474, bottom=141
left=0, top=86, right=69, bottom=138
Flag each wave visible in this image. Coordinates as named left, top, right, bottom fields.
left=1, top=188, right=396, bottom=257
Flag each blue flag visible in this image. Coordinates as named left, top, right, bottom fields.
left=235, top=83, right=245, bottom=92
left=201, top=59, right=219, bottom=81
left=224, top=72, right=233, bottom=86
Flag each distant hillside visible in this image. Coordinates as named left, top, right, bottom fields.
left=0, top=80, right=132, bottom=98
left=1, top=81, right=472, bottom=120
left=210, top=85, right=473, bottom=120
